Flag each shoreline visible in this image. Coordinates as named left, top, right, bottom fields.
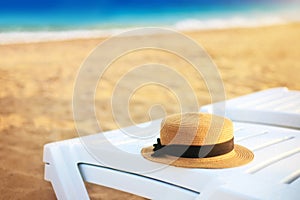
left=1, top=21, right=299, bottom=45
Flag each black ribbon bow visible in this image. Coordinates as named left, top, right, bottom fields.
left=152, top=138, right=165, bottom=157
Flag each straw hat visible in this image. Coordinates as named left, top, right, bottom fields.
left=141, top=112, right=254, bottom=168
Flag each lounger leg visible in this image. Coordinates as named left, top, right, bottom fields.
left=44, top=144, right=90, bottom=200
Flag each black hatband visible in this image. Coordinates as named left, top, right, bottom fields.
left=151, top=137, right=234, bottom=158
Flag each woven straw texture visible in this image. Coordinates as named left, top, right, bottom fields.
left=141, top=112, right=254, bottom=168
left=160, top=113, right=233, bottom=145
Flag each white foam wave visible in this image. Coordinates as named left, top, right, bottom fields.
left=0, top=29, right=128, bottom=45
left=0, top=27, right=177, bottom=45
left=0, top=15, right=298, bottom=45
left=173, top=16, right=288, bottom=30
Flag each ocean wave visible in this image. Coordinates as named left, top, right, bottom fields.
left=0, top=29, right=129, bottom=45
left=0, top=15, right=298, bottom=45
left=173, top=16, right=289, bottom=30
left=0, top=27, right=175, bottom=44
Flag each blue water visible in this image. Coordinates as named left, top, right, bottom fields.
left=0, top=0, right=299, bottom=32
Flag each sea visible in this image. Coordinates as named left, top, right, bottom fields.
left=0, top=0, right=299, bottom=44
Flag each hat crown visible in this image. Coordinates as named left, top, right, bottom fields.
left=160, top=113, right=233, bottom=146
left=141, top=112, right=254, bottom=168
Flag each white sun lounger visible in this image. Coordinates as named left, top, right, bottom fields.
left=44, top=87, right=300, bottom=199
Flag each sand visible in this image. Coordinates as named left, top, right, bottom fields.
left=1, top=23, right=300, bottom=199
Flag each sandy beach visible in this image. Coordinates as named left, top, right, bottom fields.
left=1, top=23, right=300, bottom=199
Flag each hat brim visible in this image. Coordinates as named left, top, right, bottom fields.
left=141, top=144, right=254, bottom=169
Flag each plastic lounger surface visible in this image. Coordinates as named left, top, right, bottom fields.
left=44, top=87, right=300, bottom=200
